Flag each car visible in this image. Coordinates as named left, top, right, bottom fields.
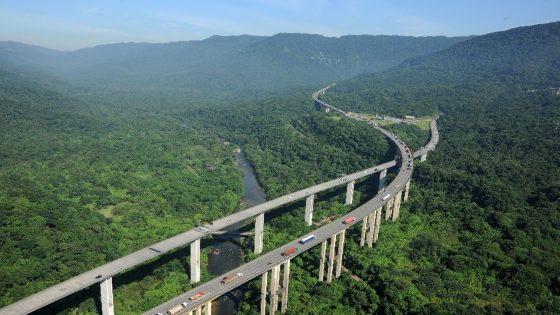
left=95, top=275, right=102, bottom=279
left=181, top=302, right=189, bottom=308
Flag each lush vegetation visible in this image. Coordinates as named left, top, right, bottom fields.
left=233, top=22, right=560, bottom=314
left=0, top=69, right=244, bottom=311
left=192, top=98, right=393, bottom=197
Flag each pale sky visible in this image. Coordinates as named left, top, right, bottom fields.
left=0, top=0, right=559, bottom=50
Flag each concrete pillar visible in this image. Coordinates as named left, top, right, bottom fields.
left=305, top=194, right=315, bottom=226
left=318, top=240, right=327, bottom=281
left=335, top=230, right=346, bottom=278
left=420, top=153, right=427, bottom=161
left=384, top=198, right=394, bottom=221
left=100, top=277, right=114, bottom=315
left=255, top=213, right=264, bottom=254
left=195, top=307, right=202, bottom=315
left=327, top=234, right=337, bottom=283
left=366, top=211, right=376, bottom=247
left=206, top=301, right=212, bottom=315
left=261, top=271, right=268, bottom=315
left=270, top=265, right=280, bottom=315
left=190, top=239, right=201, bottom=283
left=373, top=208, right=382, bottom=243
left=360, top=215, right=368, bottom=246
left=392, top=191, right=402, bottom=221
left=281, top=260, right=291, bottom=313
left=378, top=170, right=387, bottom=192
left=403, top=180, right=411, bottom=202
left=345, top=180, right=355, bottom=205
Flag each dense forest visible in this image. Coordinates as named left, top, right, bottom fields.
left=1, top=21, right=559, bottom=315
left=0, top=68, right=246, bottom=310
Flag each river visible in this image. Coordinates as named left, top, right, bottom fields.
left=206, top=150, right=267, bottom=314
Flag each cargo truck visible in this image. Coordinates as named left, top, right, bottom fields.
left=283, top=246, right=297, bottom=257
left=221, top=272, right=243, bottom=284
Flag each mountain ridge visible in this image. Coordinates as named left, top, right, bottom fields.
left=0, top=33, right=471, bottom=93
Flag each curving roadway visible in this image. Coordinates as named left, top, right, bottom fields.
left=143, top=86, right=439, bottom=315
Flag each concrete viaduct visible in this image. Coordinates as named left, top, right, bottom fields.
left=0, top=85, right=439, bottom=315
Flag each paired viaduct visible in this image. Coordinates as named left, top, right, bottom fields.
left=0, top=85, right=439, bottom=315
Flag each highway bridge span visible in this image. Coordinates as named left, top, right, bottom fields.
left=0, top=84, right=439, bottom=315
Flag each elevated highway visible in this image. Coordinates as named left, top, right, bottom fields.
left=144, top=86, right=439, bottom=315
left=0, top=84, right=439, bottom=315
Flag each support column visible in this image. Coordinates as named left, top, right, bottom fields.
left=366, top=211, right=376, bottom=247
left=195, top=307, right=202, bottom=315
left=318, top=240, right=327, bottom=281
left=206, top=301, right=212, bottom=315
left=345, top=180, right=355, bottom=205
left=319, top=240, right=327, bottom=282
left=255, top=213, right=264, bottom=254
left=378, top=169, right=387, bottom=192
left=392, top=191, right=402, bottom=221
left=281, top=260, right=291, bottom=313
left=270, top=265, right=280, bottom=315
left=384, top=198, right=394, bottom=221
left=420, top=153, right=427, bottom=161
left=100, top=277, right=114, bottom=315
left=305, top=194, right=315, bottom=226
left=190, top=239, right=200, bottom=283
left=335, top=230, right=346, bottom=278
left=403, top=180, right=411, bottom=202
left=261, top=272, right=268, bottom=315
left=327, top=234, right=337, bottom=283
left=373, top=208, right=382, bottom=243
left=360, top=215, right=368, bottom=246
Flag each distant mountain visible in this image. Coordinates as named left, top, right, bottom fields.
left=326, top=21, right=560, bottom=115
left=0, top=34, right=470, bottom=93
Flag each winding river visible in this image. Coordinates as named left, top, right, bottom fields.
left=207, top=150, right=267, bottom=314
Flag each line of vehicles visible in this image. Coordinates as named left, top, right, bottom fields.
left=160, top=272, right=245, bottom=314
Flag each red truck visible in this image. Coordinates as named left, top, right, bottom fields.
left=189, top=291, right=205, bottom=301
left=283, top=246, right=297, bottom=257
left=343, top=217, right=356, bottom=224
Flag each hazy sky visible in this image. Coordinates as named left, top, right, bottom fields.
left=0, top=0, right=559, bottom=50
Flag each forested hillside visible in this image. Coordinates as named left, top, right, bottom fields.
left=0, top=34, right=468, bottom=93
left=0, top=68, right=246, bottom=309
left=231, top=22, right=560, bottom=314
left=323, top=22, right=560, bottom=116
